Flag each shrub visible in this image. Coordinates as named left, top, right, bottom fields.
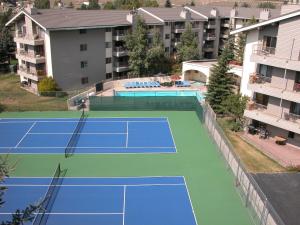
left=38, top=77, right=60, bottom=96
left=257, top=2, right=276, bottom=9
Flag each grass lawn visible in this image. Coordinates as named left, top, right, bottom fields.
left=217, top=118, right=287, bottom=173
left=0, top=74, right=68, bottom=111
left=1, top=110, right=254, bottom=225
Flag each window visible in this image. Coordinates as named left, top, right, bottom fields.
left=296, top=72, right=300, bottom=83
left=106, top=58, right=112, bottom=64
left=81, top=77, right=89, bottom=84
left=288, top=131, right=295, bottom=139
left=259, top=64, right=272, bottom=78
left=80, top=61, right=88, bottom=68
left=106, top=73, right=112, bottom=79
left=105, top=42, right=112, bottom=48
left=263, top=36, right=277, bottom=54
left=79, top=29, right=86, bottom=34
left=165, top=22, right=169, bottom=26
left=165, top=34, right=170, bottom=39
left=290, top=102, right=300, bottom=115
left=165, top=47, right=169, bottom=52
left=80, top=44, right=87, bottom=51
left=105, top=28, right=112, bottom=32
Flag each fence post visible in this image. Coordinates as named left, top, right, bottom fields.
left=245, top=181, right=251, bottom=207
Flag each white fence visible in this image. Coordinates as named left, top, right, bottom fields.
left=202, top=104, right=285, bottom=225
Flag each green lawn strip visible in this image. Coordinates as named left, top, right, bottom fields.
left=3, top=111, right=253, bottom=225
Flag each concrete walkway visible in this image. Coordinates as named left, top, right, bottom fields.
left=242, top=133, right=300, bottom=167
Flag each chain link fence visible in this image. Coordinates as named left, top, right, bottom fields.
left=202, top=103, right=285, bottom=225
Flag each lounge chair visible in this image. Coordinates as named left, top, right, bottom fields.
left=143, top=82, right=149, bottom=88
left=155, top=81, right=161, bottom=87
left=175, top=81, right=183, bottom=87
left=183, top=81, right=191, bottom=87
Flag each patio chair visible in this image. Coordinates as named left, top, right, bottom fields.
left=155, top=81, right=161, bottom=87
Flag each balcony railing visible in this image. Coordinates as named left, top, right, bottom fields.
left=249, top=73, right=272, bottom=84
left=114, top=46, right=127, bottom=52
left=246, top=101, right=267, bottom=111
left=113, top=30, right=128, bottom=37
left=252, top=44, right=276, bottom=56
left=284, top=112, right=300, bottom=123
left=19, top=66, right=46, bottom=76
left=114, top=62, right=129, bottom=68
left=17, top=50, right=45, bottom=58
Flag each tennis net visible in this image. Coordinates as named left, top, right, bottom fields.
left=33, top=163, right=63, bottom=225
left=65, top=109, right=85, bottom=158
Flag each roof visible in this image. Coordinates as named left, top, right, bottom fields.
left=230, top=9, right=300, bottom=35
left=6, top=9, right=131, bottom=30
left=139, top=7, right=207, bottom=21
left=137, top=10, right=163, bottom=25
left=185, top=6, right=280, bottom=19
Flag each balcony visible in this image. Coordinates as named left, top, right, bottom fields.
left=221, top=21, right=230, bottom=28
left=113, top=47, right=128, bottom=57
left=251, top=44, right=300, bottom=71
left=203, top=45, right=214, bottom=52
left=245, top=102, right=300, bottom=134
left=174, top=25, right=200, bottom=33
left=205, top=34, right=216, bottom=41
left=205, top=22, right=216, bottom=29
left=113, top=30, right=128, bottom=41
left=220, top=33, right=229, bottom=39
left=248, top=73, right=300, bottom=103
left=18, top=66, right=46, bottom=81
left=16, top=50, right=46, bottom=64
left=14, top=31, right=44, bottom=46
left=113, top=62, right=129, bottom=72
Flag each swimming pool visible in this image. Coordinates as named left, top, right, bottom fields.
left=115, top=90, right=205, bottom=101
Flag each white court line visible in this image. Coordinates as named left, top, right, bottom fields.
left=183, top=177, right=198, bottom=225
left=14, top=122, right=36, bottom=148
left=123, top=186, right=126, bottom=225
left=166, top=117, right=177, bottom=153
left=6, top=175, right=184, bottom=179
left=0, top=146, right=175, bottom=149
left=1, top=183, right=185, bottom=187
left=125, top=122, right=128, bottom=148
left=0, top=212, right=124, bottom=215
left=28, top=133, right=127, bottom=135
left=0, top=120, right=168, bottom=124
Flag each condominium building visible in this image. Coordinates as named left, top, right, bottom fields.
left=6, top=5, right=280, bottom=92
left=231, top=8, right=300, bottom=148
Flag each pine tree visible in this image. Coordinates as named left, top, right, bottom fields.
left=34, top=0, right=50, bottom=9
left=125, top=16, right=148, bottom=77
left=206, top=42, right=235, bottom=114
left=164, top=0, right=171, bottom=8
left=176, top=23, right=200, bottom=62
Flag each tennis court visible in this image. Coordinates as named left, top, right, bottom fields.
left=0, top=116, right=176, bottom=154
left=0, top=166, right=196, bottom=225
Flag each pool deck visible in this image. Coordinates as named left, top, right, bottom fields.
left=99, top=79, right=207, bottom=97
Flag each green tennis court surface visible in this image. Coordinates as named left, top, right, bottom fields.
left=1, top=110, right=254, bottom=225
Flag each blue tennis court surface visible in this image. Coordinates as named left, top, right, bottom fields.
left=0, top=176, right=197, bottom=225
left=0, top=117, right=176, bottom=154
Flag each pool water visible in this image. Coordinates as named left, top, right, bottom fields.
left=115, top=90, right=204, bottom=101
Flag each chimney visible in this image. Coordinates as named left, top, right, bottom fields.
left=210, top=8, right=219, bottom=17
left=259, top=9, right=271, bottom=21
left=26, top=4, right=38, bottom=15
left=126, top=9, right=138, bottom=24
left=230, top=7, right=238, bottom=18
left=180, top=8, right=191, bottom=20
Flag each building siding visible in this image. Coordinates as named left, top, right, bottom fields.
left=50, top=29, right=106, bottom=91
